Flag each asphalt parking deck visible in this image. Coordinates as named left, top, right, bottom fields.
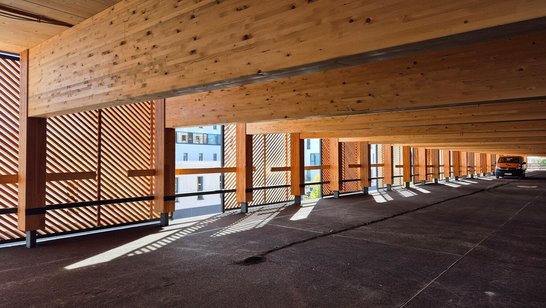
left=1, top=171, right=545, bottom=307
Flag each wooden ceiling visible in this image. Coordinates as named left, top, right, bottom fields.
left=7, top=0, right=546, bottom=156
left=26, top=0, right=546, bottom=117
left=0, top=0, right=120, bottom=53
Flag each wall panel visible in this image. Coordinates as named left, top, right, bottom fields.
left=0, top=56, right=156, bottom=243
left=0, top=57, right=23, bottom=241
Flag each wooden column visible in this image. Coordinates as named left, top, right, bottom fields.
left=485, top=154, right=492, bottom=174
left=358, top=142, right=370, bottom=193
left=491, top=154, right=497, bottom=172
left=412, top=147, right=420, bottom=182
left=417, top=147, right=427, bottom=183
left=383, top=144, right=393, bottom=190
left=460, top=151, right=468, bottom=177
left=430, top=149, right=440, bottom=183
left=329, top=138, right=342, bottom=198
left=481, top=153, right=488, bottom=176
left=18, top=50, right=46, bottom=248
left=468, top=152, right=475, bottom=177
left=402, top=146, right=412, bottom=187
left=452, top=151, right=461, bottom=178
left=236, top=123, right=253, bottom=212
left=443, top=150, right=451, bottom=179
left=290, top=133, right=305, bottom=205
left=154, top=99, right=175, bottom=226
left=474, top=153, right=482, bottom=176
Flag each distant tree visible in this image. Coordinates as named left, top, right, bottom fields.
left=308, top=174, right=321, bottom=199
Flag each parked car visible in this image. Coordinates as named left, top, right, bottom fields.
left=495, top=156, right=527, bottom=179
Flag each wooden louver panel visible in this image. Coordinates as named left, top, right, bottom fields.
left=0, top=57, right=23, bottom=241
left=0, top=56, right=157, bottom=242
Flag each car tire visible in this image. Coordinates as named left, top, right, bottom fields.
left=496, top=175, right=500, bottom=179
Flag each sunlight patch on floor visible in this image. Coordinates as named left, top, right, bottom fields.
left=370, top=191, right=393, bottom=203
left=455, top=180, right=471, bottom=185
left=394, top=188, right=418, bottom=198
left=440, top=181, right=461, bottom=188
left=65, top=214, right=220, bottom=270
left=290, top=203, right=317, bottom=221
left=412, top=186, right=431, bottom=194
left=211, top=206, right=283, bottom=237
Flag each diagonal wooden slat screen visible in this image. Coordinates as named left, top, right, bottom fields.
left=0, top=57, right=23, bottom=240
left=0, top=57, right=156, bottom=242
left=222, top=125, right=293, bottom=210
left=341, top=142, right=359, bottom=192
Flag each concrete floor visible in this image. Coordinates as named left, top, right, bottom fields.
left=1, top=172, right=545, bottom=307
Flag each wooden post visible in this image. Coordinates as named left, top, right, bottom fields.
left=236, top=123, right=253, bottom=212
left=290, top=133, right=304, bottom=205
left=358, top=142, right=370, bottom=194
left=383, top=144, right=393, bottom=190
left=452, top=151, right=461, bottom=179
left=431, top=149, right=440, bottom=183
left=480, top=153, right=488, bottom=176
left=413, top=147, right=420, bottom=182
left=18, top=50, right=46, bottom=248
left=491, top=154, right=497, bottom=173
left=474, top=153, right=482, bottom=176
left=154, top=99, right=175, bottom=226
left=402, top=146, right=412, bottom=187
left=460, top=151, right=468, bottom=177
left=329, top=138, right=342, bottom=198
left=468, top=152, right=475, bottom=177
left=443, top=150, right=451, bottom=180
left=417, top=147, right=427, bottom=183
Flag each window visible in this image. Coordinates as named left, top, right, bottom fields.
left=198, top=153, right=203, bottom=161
left=306, top=139, right=311, bottom=150
left=207, top=134, right=221, bottom=145
left=183, top=153, right=188, bottom=161
left=213, top=125, right=217, bottom=130
left=197, top=176, right=204, bottom=200
left=193, top=133, right=205, bottom=144
left=310, top=153, right=320, bottom=166
left=213, top=153, right=218, bottom=161
left=177, top=132, right=190, bottom=143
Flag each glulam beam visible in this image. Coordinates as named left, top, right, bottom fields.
left=443, top=150, right=451, bottom=179
left=29, top=1, right=546, bottom=117
left=301, top=120, right=546, bottom=139
left=154, top=99, right=175, bottom=226
left=167, top=31, right=546, bottom=127
left=402, top=146, right=412, bottom=186
left=416, top=148, right=427, bottom=183
left=290, top=133, right=305, bottom=205
left=328, top=139, right=342, bottom=198
left=18, top=50, right=46, bottom=248
left=357, top=142, right=370, bottom=192
left=236, top=123, right=253, bottom=213
left=247, top=99, right=546, bottom=135
left=383, top=144, right=393, bottom=189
